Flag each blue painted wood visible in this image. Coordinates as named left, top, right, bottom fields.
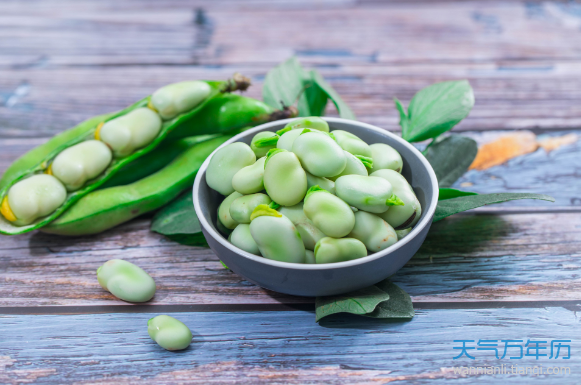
left=0, top=309, right=579, bottom=383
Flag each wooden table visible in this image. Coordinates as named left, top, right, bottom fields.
left=1, top=1, right=580, bottom=383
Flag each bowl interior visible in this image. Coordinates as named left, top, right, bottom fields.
left=194, top=117, right=438, bottom=270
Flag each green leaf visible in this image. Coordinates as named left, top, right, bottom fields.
left=364, top=280, right=414, bottom=319
left=399, top=80, right=475, bottom=142
left=262, top=56, right=312, bottom=116
left=315, top=286, right=389, bottom=322
left=310, top=70, right=356, bottom=120
left=394, top=97, right=409, bottom=138
left=151, top=192, right=208, bottom=247
left=434, top=193, right=555, bottom=222
left=439, top=188, right=478, bottom=201
left=424, top=135, right=478, bottom=187
left=304, top=70, right=329, bottom=116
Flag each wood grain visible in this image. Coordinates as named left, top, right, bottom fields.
left=1, top=212, right=580, bottom=307
left=1, top=308, right=578, bottom=383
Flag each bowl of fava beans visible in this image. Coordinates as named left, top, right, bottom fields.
left=193, top=117, right=438, bottom=296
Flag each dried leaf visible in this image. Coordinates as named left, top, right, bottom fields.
left=469, top=131, right=538, bottom=171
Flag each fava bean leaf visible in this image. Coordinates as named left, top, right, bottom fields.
left=438, top=188, right=478, bottom=201
left=364, top=280, right=414, bottom=319
left=434, top=193, right=555, bottom=222
left=310, top=69, right=356, bottom=120
left=397, top=80, right=474, bottom=142
left=151, top=192, right=208, bottom=247
left=424, top=135, right=478, bottom=187
left=315, top=285, right=389, bottom=322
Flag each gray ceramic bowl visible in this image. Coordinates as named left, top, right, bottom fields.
left=193, top=117, right=438, bottom=297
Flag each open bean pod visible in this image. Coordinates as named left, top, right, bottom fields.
left=0, top=75, right=254, bottom=235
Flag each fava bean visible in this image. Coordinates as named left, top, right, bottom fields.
left=276, top=128, right=303, bottom=151
left=305, top=249, right=316, bottom=264
left=206, top=142, right=256, bottom=196
left=231, top=157, right=266, bottom=195
left=372, top=169, right=422, bottom=229
left=148, top=315, right=192, bottom=351
left=369, top=143, right=403, bottom=174
left=230, top=193, right=271, bottom=224
left=228, top=224, right=261, bottom=255
left=218, top=191, right=243, bottom=230
left=292, top=132, right=346, bottom=177
left=396, top=227, right=412, bottom=240
left=263, top=149, right=307, bottom=206
left=335, top=175, right=403, bottom=213
left=329, top=151, right=368, bottom=181
left=348, top=211, right=397, bottom=252
left=331, top=130, right=372, bottom=157
left=314, top=237, right=367, bottom=264
left=1, top=174, right=66, bottom=226
left=278, top=202, right=325, bottom=250
left=305, top=171, right=335, bottom=195
left=96, top=259, right=156, bottom=303
left=150, top=80, right=211, bottom=120
left=279, top=117, right=329, bottom=134
left=250, top=131, right=278, bottom=158
left=50, top=140, right=112, bottom=191
left=249, top=205, right=306, bottom=263
left=98, top=107, right=162, bottom=158
left=303, top=186, right=355, bottom=238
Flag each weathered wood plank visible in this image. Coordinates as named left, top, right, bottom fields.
left=1, top=213, right=580, bottom=307
left=1, top=308, right=579, bottom=383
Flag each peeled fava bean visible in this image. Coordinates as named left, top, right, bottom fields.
left=263, top=149, right=307, bottom=206
left=314, top=237, right=367, bottom=264
left=97, top=259, right=156, bottom=303
left=276, top=128, right=303, bottom=151
left=303, top=186, right=355, bottom=238
left=230, top=193, right=271, bottom=224
left=249, top=205, right=306, bottom=263
left=231, top=157, right=265, bottom=195
left=228, top=224, right=261, bottom=255
left=1, top=174, right=66, bottom=226
left=369, top=143, right=403, bottom=174
left=329, top=151, right=368, bottom=181
left=305, top=171, right=335, bottom=195
left=50, top=140, right=112, bottom=191
left=150, top=80, right=211, bottom=120
left=372, top=169, right=422, bottom=229
left=331, top=130, right=372, bottom=157
left=250, top=131, right=278, bottom=158
left=98, top=107, right=162, bottom=158
left=349, top=211, right=397, bottom=252
left=206, top=142, right=256, bottom=196
left=148, top=315, right=192, bottom=351
left=218, top=191, right=243, bottom=230
left=278, top=202, right=325, bottom=250
left=335, top=175, right=403, bottom=213
left=292, top=132, right=346, bottom=178
left=280, top=117, right=329, bottom=133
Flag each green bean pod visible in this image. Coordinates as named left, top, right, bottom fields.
left=206, top=142, right=256, bottom=196
left=331, top=130, right=372, bottom=157
left=328, top=151, right=368, bottom=181
left=278, top=202, right=326, bottom=250
left=228, top=224, right=261, bottom=255
left=263, top=149, right=307, bottom=206
left=369, top=143, right=403, bottom=174
left=303, top=186, right=355, bottom=238
left=229, top=193, right=272, bottom=224
left=249, top=205, right=306, bottom=263
left=314, top=237, right=367, bottom=264
left=148, top=315, right=193, bottom=351
left=217, top=191, right=243, bottom=230
left=335, top=175, right=404, bottom=213
left=348, top=211, right=398, bottom=252
left=231, top=157, right=266, bottom=195
left=42, top=136, right=230, bottom=235
left=371, top=169, right=422, bottom=229
left=0, top=76, right=251, bottom=235
left=291, top=131, right=346, bottom=178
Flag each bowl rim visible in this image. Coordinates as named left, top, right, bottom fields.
left=193, top=117, right=438, bottom=271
